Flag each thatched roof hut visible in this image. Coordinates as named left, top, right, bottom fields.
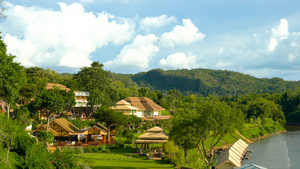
left=135, top=126, right=168, bottom=144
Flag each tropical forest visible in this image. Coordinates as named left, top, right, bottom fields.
left=1, top=32, right=300, bottom=169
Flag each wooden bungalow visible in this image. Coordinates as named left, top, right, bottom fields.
left=135, top=126, right=168, bottom=151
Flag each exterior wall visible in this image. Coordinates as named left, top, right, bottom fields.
left=75, top=91, right=89, bottom=107
left=135, top=110, right=143, bottom=117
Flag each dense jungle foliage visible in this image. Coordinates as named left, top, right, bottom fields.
left=130, top=68, right=300, bottom=96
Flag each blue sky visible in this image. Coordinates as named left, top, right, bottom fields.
left=1, top=0, right=300, bottom=81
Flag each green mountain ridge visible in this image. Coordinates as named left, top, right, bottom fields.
left=120, top=68, right=300, bottom=96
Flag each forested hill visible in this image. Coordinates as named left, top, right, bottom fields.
left=127, top=68, right=300, bottom=96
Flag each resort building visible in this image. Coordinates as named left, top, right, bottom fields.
left=34, top=118, right=115, bottom=144
left=44, top=83, right=92, bottom=119
left=111, top=97, right=165, bottom=117
left=74, top=91, right=89, bottom=107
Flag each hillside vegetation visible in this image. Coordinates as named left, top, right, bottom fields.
left=128, top=68, right=300, bottom=96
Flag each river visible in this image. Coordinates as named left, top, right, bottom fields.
left=242, top=126, right=300, bottom=169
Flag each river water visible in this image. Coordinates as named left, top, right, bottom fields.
left=242, top=126, right=300, bottom=169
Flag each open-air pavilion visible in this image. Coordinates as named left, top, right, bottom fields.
left=135, top=126, right=168, bottom=152
left=34, top=118, right=115, bottom=146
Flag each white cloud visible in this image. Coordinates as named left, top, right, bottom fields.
left=159, top=19, right=205, bottom=48
left=159, top=52, right=198, bottom=69
left=2, top=3, right=135, bottom=68
left=140, top=15, right=176, bottom=31
left=210, top=19, right=300, bottom=79
left=104, top=34, right=159, bottom=72
left=267, top=19, right=289, bottom=52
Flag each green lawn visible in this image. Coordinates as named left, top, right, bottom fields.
left=78, top=153, right=174, bottom=169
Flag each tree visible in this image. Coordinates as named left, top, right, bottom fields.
left=192, top=100, right=245, bottom=168
left=138, top=87, right=149, bottom=97
left=170, top=108, right=198, bottom=164
left=0, top=36, right=26, bottom=118
left=92, top=106, right=127, bottom=143
left=34, top=87, right=73, bottom=131
left=11, top=106, right=31, bottom=125
left=167, top=89, right=180, bottom=112
left=0, top=114, right=23, bottom=166
left=72, top=62, right=111, bottom=91
left=246, top=98, right=286, bottom=125
left=88, top=89, right=103, bottom=113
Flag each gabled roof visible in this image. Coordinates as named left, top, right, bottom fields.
left=216, top=139, right=248, bottom=169
left=111, top=100, right=139, bottom=110
left=46, top=83, right=70, bottom=91
left=95, top=123, right=116, bottom=136
left=51, top=118, right=79, bottom=133
left=124, top=97, right=165, bottom=111
left=34, top=124, right=59, bottom=136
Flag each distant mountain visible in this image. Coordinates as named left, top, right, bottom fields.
left=128, top=68, right=300, bottom=96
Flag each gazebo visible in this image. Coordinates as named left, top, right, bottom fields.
left=135, top=126, right=168, bottom=151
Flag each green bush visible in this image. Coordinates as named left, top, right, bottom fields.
left=51, top=148, right=80, bottom=169
left=22, top=143, right=54, bottom=169
left=106, top=144, right=119, bottom=149
left=100, top=149, right=111, bottom=153
left=75, top=147, right=84, bottom=154
left=83, top=146, right=98, bottom=153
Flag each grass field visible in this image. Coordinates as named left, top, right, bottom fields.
left=78, top=153, right=174, bottom=169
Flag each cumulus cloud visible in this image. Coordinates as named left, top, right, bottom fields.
left=159, top=19, right=205, bottom=48
left=104, top=34, right=159, bottom=72
left=159, top=52, right=198, bottom=69
left=267, top=19, right=289, bottom=52
left=212, top=19, right=300, bottom=79
left=140, top=15, right=176, bottom=31
left=2, top=3, right=135, bottom=68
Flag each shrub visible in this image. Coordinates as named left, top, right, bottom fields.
left=75, top=147, right=84, bottom=154
left=100, top=149, right=111, bottom=153
left=51, top=148, right=80, bottom=169
left=106, top=144, right=119, bottom=149
left=22, top=143, right=54, bottom=169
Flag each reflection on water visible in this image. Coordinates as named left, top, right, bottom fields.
left=242, top=127, right=300, bottom=169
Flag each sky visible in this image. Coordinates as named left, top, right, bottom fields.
left=1, top=0, right=300, bottom=81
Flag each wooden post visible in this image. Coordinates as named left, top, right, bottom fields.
left=85, top=135, right=87, bottom=144
left=102, top=135, right=106, bottom=143
left=142, top=143, right=143, bottom=149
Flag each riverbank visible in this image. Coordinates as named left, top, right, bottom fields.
left=214, top=123, right=286, bottom=151
left=248, top=130, right=286, bottom=142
